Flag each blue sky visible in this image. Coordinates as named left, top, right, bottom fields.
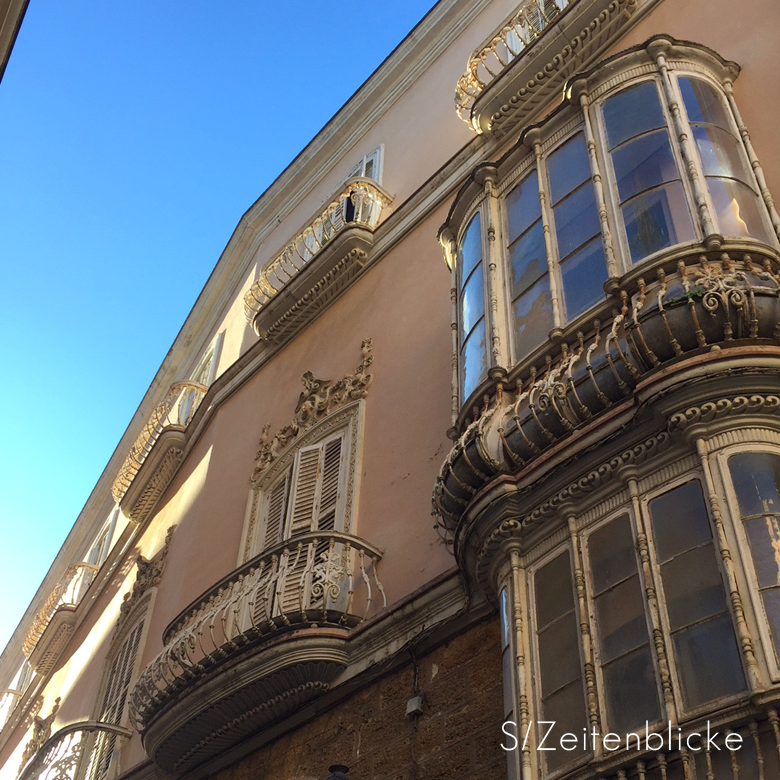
left=0, top=0, right=438, bottom=655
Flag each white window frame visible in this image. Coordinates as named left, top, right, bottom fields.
left=346, top=145, right=383, bottom=185
left=240, top=401, right=364, bottom=564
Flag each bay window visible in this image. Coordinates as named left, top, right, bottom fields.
left=445, top=38, right=779, bottom=410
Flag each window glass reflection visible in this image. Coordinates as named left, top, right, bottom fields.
left=548, top=134, right=607, bottom=319
left=459, top=214, right=487, bottom=399
left=649, top=480, right=746, bottom=708
left=729, top=452, right=780, bottom=665
left=604, top=81, right=694, bottom=263
left=680, top=76, right=772, bottom=242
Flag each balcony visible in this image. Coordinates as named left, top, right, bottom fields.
left=23, top=563, right=99, bottom=673
left=112, top=381, right=207, bottom=521
left=455, top=0, right=651, bottom=137
left=130, top=531, right=384, bottom=773
left=243, top=177, right=392, bottom=343
left=434, top=245, right=780, bottom=534
left=18, top=721, right=132, bottom=780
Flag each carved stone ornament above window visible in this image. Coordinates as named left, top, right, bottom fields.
left=252, top=339, right=374, bottom=485
left=117, top=525, right=175, bottom=629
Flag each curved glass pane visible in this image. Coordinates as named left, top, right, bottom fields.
left=548, top=133, right=591, bottom=205
left=603, top=81, right=666, bottom=149
left=509, top=220, right=546, bottom=298
left=513, top=275, right=553, bottom=355
left=506, top=170, right=541, bottom=242
left=459, top=213, right=482, bottom=283
left=693, top=124, right=754, bottom=183
left=707, top=176, right=773, bottom=242
left=622, top=182, right=695, bottom=262
left=612, top=130, right=680, bottom=202
left=560, top=238, right=607, bottom=319
left=461, top=320, right=487, bottom=399
left=553, top=183, right=600, bottom=258
left=461, top=265, right=484, bottom=336
left=680, top=76, right=732, bottom=131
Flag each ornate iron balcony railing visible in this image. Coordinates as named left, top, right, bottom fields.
left=243, top=177, right=392, bottom=324
left=455, top=0, right=574, bottom=125
left=111, top=380, right=208, bottom=503
left=18, top=722, right=132, bottom=780
left=130, top=530, right=385, bottom=729
left=23, top=563, right=100, bottom=658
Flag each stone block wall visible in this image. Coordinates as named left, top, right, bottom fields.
left=214, top=616, right=505, bottom=780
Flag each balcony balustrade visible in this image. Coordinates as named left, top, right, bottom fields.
left=580, top=701, right=780, bottom=780
left=0, top=689, right=21, bottom=731
left=243, top=177, right=392, bottom=341
left=455, top=0, right=573, bottom=124
left=23, top=563, right=99, bottom=660
left=18, top=722, right=132, bottom=780
left=434, top=245, right=780, bottom=530
left=111, top=381, right=208, bottom=504
left=129, top=531, right=384, bottom=772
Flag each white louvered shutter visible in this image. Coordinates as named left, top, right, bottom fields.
left=317, top=435, right=343, bottom=533
left=288, top=445, right=321, bottom=535
left=86, top=621, right=144, bottom=780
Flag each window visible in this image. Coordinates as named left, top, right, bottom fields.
left=532, top=550, right=587, bottom=771
left=602, top=80, right=695, bottom=262
left=346, top=146, right=382, bottom=184
left=260, top=429, right=347, bottom=550
left=648, top=479, right=745, bottom=709
left=728, top=452, right=780, bottom=667
left=458, top=213, right=487, bottom=399
left=446, top=40, right=779, bottom=406
left=85, top=619, right=145, bottom=780
left=587, top=514, right=660, bottom=733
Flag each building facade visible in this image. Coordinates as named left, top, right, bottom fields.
left=2, top=1, right=780, bottom=779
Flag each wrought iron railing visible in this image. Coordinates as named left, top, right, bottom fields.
left=111, top=381, right=208, bottom=503
left=0, top=689, right=21, bottom=731
left=18, top=722, right=132, bottom=780
left=455, top=0, right=574, bottom=124
left=130, top=531, right=385, bottom=728
left=243, top=177, right=392, bottom=323
left=588, top=703, right=780, bottom=780
left=23, top=564, right=100, bottom=658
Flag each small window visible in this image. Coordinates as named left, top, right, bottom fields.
left=458, top=213, right=487, bottom=399
left=346, top=146, right=382, bottom=184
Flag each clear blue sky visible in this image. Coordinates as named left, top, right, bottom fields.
left=0, top=0, right=439, bottom=655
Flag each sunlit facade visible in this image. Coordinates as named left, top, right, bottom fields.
left=2, top=1, right=780, bottom=780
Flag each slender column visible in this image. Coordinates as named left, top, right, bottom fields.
left=475, top=166, right=510, bottom=372
left=439, top=228, right=461, bottom=436
left=648, top=39, right=721, bottom=249
left=508, top=546, right=534, bottom=780
left=695, top=437, right=763, bottom=690
left=567, top=514, right=601, bottom=745
left=526, top=129, right=563, bottom=334
left=723, top=80, right=780, bottom=243
left=570, top=80, right=620, bottom=288
left=627, top=475, right=678, bottom=725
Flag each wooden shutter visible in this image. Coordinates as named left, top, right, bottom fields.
left=288, top=445, right=321, bottom=535
left=317, top=435, right=343, bottom=533
left=262, top=470, right=290, bottom=549
left=86, top=621, right=143, bottom=780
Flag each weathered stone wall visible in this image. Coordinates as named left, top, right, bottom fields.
left=215, top=617, right=505, bottom=780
